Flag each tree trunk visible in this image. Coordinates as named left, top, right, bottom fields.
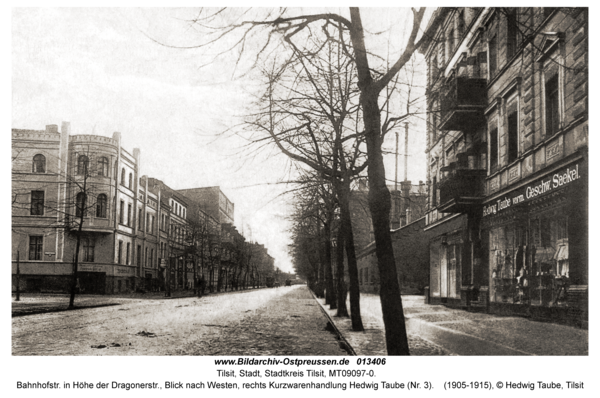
left=348, top=7, right=409, bottom=355
left=324, top=221, right=337, bottom=309
left=339, top=176, right=364, bottom=331
left=335, top=224, right=348, bottom=317
left=363, top=91, right=409, bottom=355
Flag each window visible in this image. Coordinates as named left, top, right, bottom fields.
left=32, top=154, right=46, bottom=173
left=98, top=157, right=109, bottom=177
left=506, top=9, right=518, bottom=59
left=489, top=125, right=499, bottom=172
left=96, top=194, right=107, bottom=218
left=457, top=9, right=465, bottom=38
left=127, top=204, right=132, bottom=227
left=150, top=249, right=154, bottom=267
left=121, top=168, right=125, bottom=186
left=114, top=161, right=118, bottom=180
left=138, top=209, right=143, bottom=230
left=137, top=245, right=142, bottom=266
left=82, top=237, right=95, bottom=262
left=545, top=75, right=560, bottom=136
left=506, top=96, right=519, bottom=163
left=77, top=155, right=89, bottom=175
left=30, top=191, right=44, bottom=216
left=126, top=242, right=130, bottom=265
left=151, top=215, right=155, bottom=234
left=447, top=27, right=455, bottom=54
left=76, top=192, right=86, bottom=218
left=118, top=241, right=123, bottom=264
left=145, top=247, right=148, bottom=267
left=128, top=173, right=132, bottom=189
left=183, top=209, right=186, bottom=219
left=29, top=236, right=43, bottom=260
left=119, top=200, right=124, bottom=224
left=488, top=35, right=498, bottom=77
left=146, top=213, right=150, bottom=233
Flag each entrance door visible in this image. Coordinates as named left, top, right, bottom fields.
left=440, top=245, right=448, bottom=298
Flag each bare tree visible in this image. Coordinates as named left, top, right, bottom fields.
left=149, top=7, right=428, bottom=354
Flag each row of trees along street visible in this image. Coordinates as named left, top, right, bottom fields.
left=12, top=145, right=278, bottom=307
left=159, top=7, right=429, bottom=355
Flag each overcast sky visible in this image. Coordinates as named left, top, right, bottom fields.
left=12, top=8, right=429, bottom=273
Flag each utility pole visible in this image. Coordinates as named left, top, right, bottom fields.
left=404, top=122, right=409, bottom=182
left=394, top=129, right=399, bottom=192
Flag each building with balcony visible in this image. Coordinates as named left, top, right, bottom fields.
left=420, top=7, right=587, bottom=327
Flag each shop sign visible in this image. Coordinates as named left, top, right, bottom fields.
left=483, top=163, right=581, bottom=217
left=115, top=266, right=135, bottom=275
left=79, top=265, right=104, bottom=273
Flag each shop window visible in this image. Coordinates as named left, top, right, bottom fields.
left=76, top=192, right=86, bottom=218
left=82, top=237, right=95, bottom=262
left=29, top=235, right=43, bottom=260
left=30, top=191, right=45, bottom=216
left=96, top=194, right=107, bottom=218
left=77, top=155, right=89, bottom=175
left=545, top=75, right=560, bottom=136
left=32, top=154, right=46, bottom=173
left=98, top=157, right=109, bottom=177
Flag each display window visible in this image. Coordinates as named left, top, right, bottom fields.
left=488, top=211, right=569, bottom=307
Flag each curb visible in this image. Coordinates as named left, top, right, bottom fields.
left=309, top=289, right=357, bottom=356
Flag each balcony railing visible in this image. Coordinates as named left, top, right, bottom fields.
left=438, top=168, right=487, bottom=213
left=439, top=77, right=487, bottom=131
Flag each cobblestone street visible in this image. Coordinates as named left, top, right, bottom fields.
left=12, top=286, right=347, bottom=356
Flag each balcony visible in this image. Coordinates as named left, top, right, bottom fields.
left=438, top=167, right=487, bottom=213
left=439, top=77, right=487, bottom=131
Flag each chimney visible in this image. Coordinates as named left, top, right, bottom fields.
left=112, top=131, right=121, bottom=143
left=46, top=124, right=58, bottom=134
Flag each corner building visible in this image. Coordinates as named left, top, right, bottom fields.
left=12, top=123, right=151, bottom=293
left=420, top=8, right=587, bottom=327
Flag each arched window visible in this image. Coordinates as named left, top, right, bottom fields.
left=77, top=155, right=89, bottom=175
left=76, top=192, right=87, bottom=217
left=97, top=157, right=109, bottom=177
left=32, top=154, right=46, bottom=173
left=96, top=194, right=107, bottom=218
left=121, top=168, right=125, bottom=185
left=128, top=173, right=133, bottom=189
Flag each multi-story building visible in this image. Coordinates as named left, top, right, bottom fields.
left=420, top=7, right=587, bottom=326
left=12, top=123, right=279, bottom=295
left=177, top=186, right=235, bottom=225
left=12, top=123, right=146, bottom=293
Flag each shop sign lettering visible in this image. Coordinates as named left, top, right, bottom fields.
left=483, top=164, right=580, bottom=217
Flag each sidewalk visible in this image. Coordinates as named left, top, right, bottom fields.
left=11, top=288, right=266, bottom=317
left=314, top=293, right=588, bottom=356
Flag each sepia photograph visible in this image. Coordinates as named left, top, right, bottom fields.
left=11, top=4, right=589, bottom=373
